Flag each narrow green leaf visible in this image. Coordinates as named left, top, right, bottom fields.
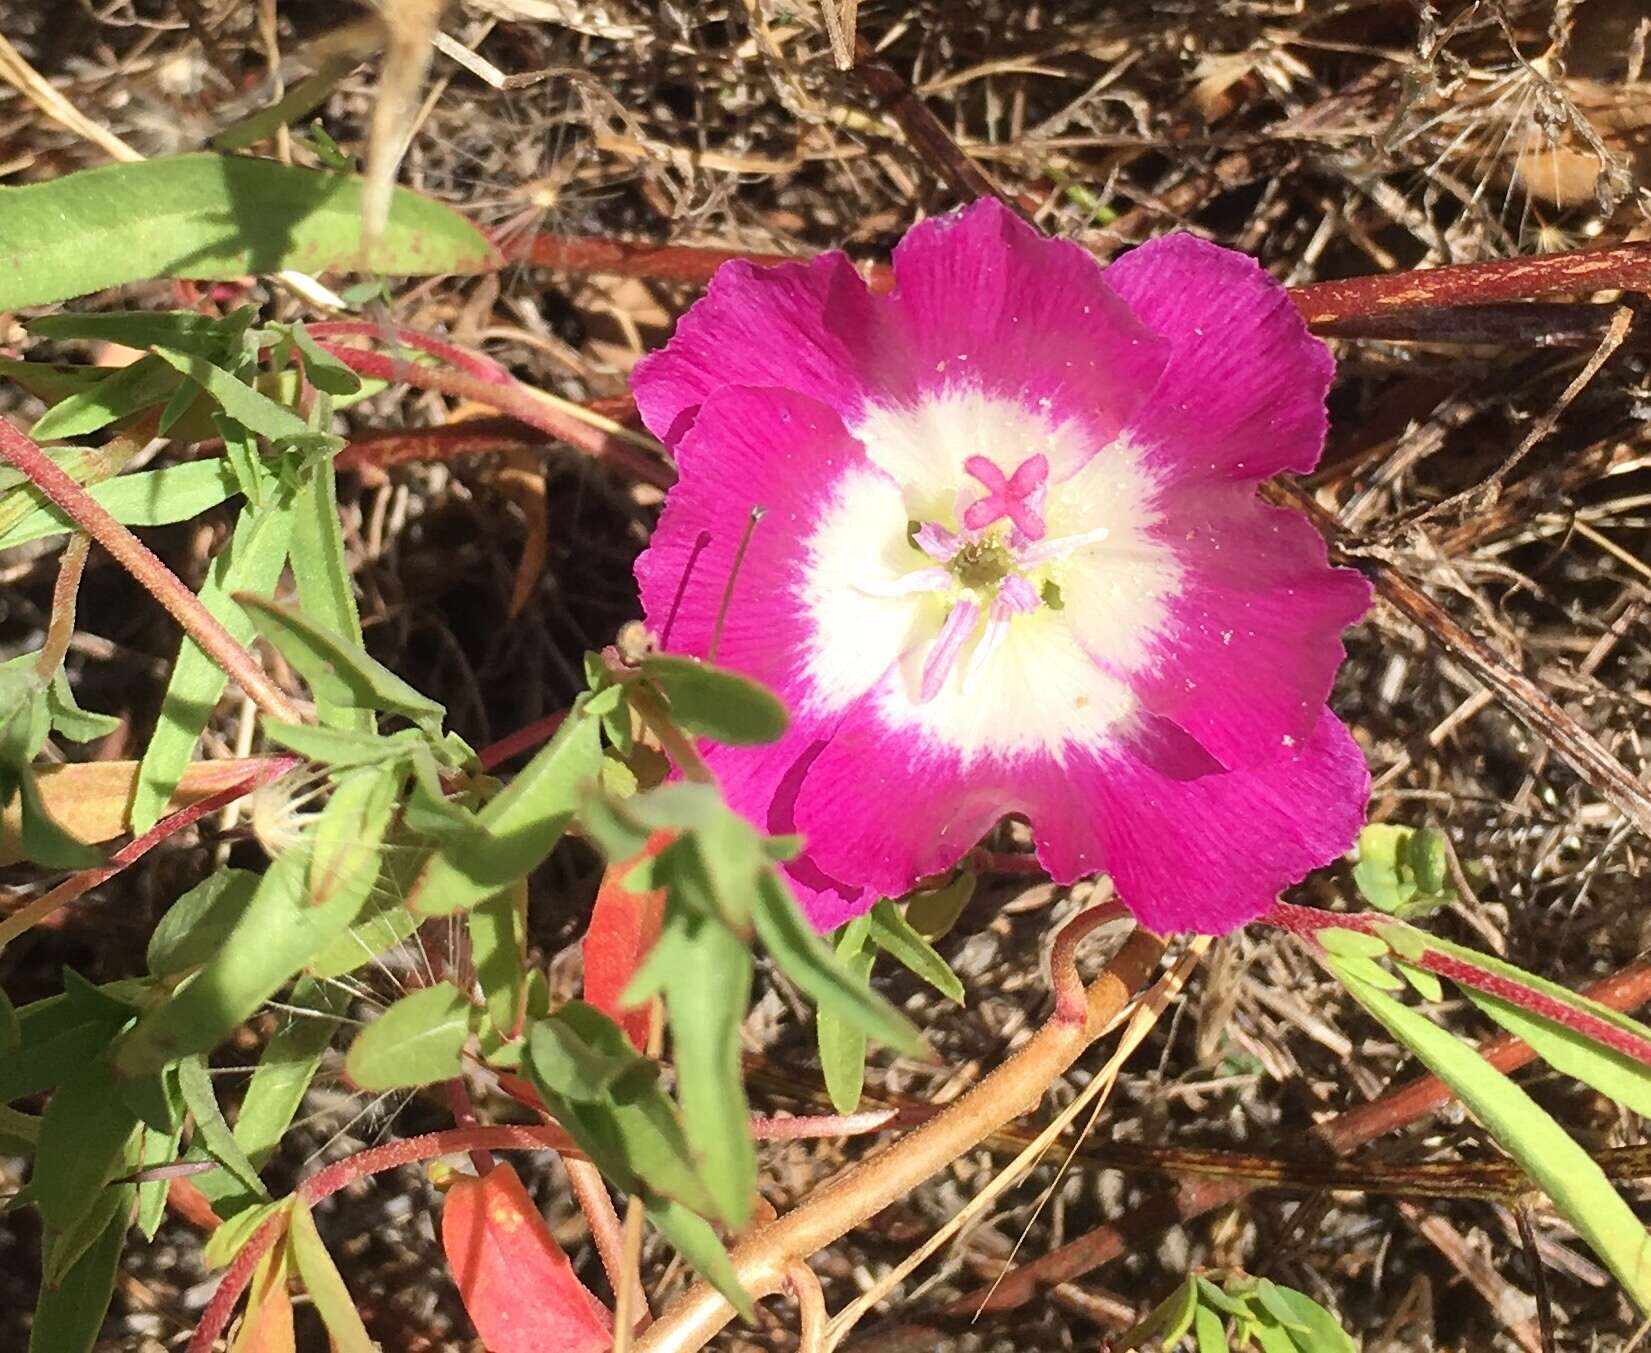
left=135, top=1121, right=184, bottom=1240
left=113, top=848, right=359, bottom=1077
left=1266, top=1286, right=1356, bottom=1353
left=1331, top=958, right=1651, bottom=1313
left=751, top=873, right=920, bottom=1055
left=132, top=489, right=296, bottom=832
left=176, top=1055, right=269, bottom=1201
left=819, top=917, right=875, bottom=1115
left=203, top=1197, right=289, bottom=1270
left=0, top=153, right=500, bottom=310
left=869, top=899, right=964, bottom=1002
left=656, top=914, right=755, bottom=1228
left=638, top=655, right=788, bottom=746
left=1317, top=926, right=1392, bottom=961
left=30, top=353, right=181, bottom=441
left=470, top=881, right=527, bottom=1036
left=413, top=711, right=599, bottom=915
left=147, top=870, right=262, bottom=977
left=345, top=981, right=473, bottom=1091
left=27, top=310, right=233, bottom=349
left=262, top=721, right=418, bottom=768
left=1466, top=990, right=1651, bottom=1120
left=288, top=321, right=362, bottom=395
left=234, top=977, right=349, bottom=1168
left=46, top=670, right=120, bottom=742
left=151, top=346, right=308, bottom=441
left=903, top=870, right=976, bottom=940
left=0, top=458, right=241, bottom=550
left=212, top=55, right=362, bottom=153
left=1194, top=1304, right=1229, bottom=1353
left=33, top=1059, right=140, bottom=1236
left=287, top=1195, right=375, bottom=1353
left=27, top=1201, right=125, bottom=1353
left=238, top=593, right=444, bottom=731
left=530, top=1002, right=654, bottom=1103
left=308, top=765, right=399, bottom=911
left=646, top=1197, right=755, bottom=1321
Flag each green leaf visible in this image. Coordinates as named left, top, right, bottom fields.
left=288, top=321, right=362, bottom=395
left=1330, top=957, right=1651, bottom=1314
left=150, top=346, right=309, bottom=443
left=869, top=899, right=964, bottom=1002
left=287, top=1195, right=375, bottom=1353
left=0, top=457, right=242, bottom=550
left=308, top=765, right=399, bottom=911
left=903, top=870, right=976, bottom=940
left=27, top=1201, right=125, bottom=1353
left=1396, top=961, right=1444, bottom=1003
left=0, top=153, right=500, bottom=310
left=638, top=655, right=788, bottom=746
left=239, top=592, right=444, bottom=731
left=1466, top=989, right=1651, bottom=1121
left=203, top=1197, right=289, bottom=1269
left=1317, top=926, right=1391, bottom=961
left=134, top=1120, right=184, bottom=1240
left=412, top=711, right=598, bottom=915
left=651, top=913, right=755, bottom=1228
left=525, top=1006, right=719, bottom=1218
left=13, top=763, right=105, bottom=869
left=147, top=870, right=262, bottom=977
left=751, top=873, right=920, bottom=1056
left=176, top=1055, right=269, bottom=1201
left=212, top=54, right=362, bottom=153
left=470, top=881, right=527, bottom=1037
left=345, top=981, right=473, bottom=1091
left=113, top=848, right=359, bottom=1077
left=1263, top=1285, right=1356, bottom=1353
left=263, top=721, right=421, bottom=769
left=132, top=487, right=296, bottom=831
left=0, top=985, right=17, bottom=1057
left=33, top=1058, right=141, bottom=1237
left=30, top=353, right=181, bottom=441
left=819, top=916, right=875, bottom=1115
left=233, top=977, right=349, bottom=1168
left=1351, top=822, right=1453, bottom=919
left=45, top=671, right=120, bottom=743
left=1195, top=1304, right=1230, bottom=1353
left=646, top=1196, right=755, bottom=1322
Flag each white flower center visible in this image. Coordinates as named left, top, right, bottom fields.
left=799, top=389, right=1181, bottom=763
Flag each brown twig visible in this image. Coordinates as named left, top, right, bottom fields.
left=633, top=911, right=1166, bottom=1353
left=851, top=959, right=1651, bottom=1345
left=1263, top=477, right=1651, bottom=840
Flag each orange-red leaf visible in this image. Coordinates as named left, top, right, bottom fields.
left=582, top=830, right=672, bottom=1049
left=442, top=1163, right=612, bottom=1353
left=229, top=1237, right=295, bottom=1353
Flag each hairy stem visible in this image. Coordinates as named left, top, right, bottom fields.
left=0, top=419, right=301, bottom=724
left=633, top=912, right=1166, bottom=1353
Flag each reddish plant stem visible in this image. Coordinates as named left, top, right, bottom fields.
left=0, top=754, right=299, bottom=947
left=502, top=231, right=1651, bottom=328
left=305, top=320, right=514, bottom=384
left=36, top=534, right=89, bottom=678
left=1290, top=242, right=1651, bottom=326
left=850, top=957, right=1651, bottom=1344
left=187, top=1124, right=584, bottom=1353
left=476, top=708, right=570, bottom=771
left=0, top=419, right=301, bottom=724
left=1265, top=900, right=1651, bottom=1069
left=315, top=342, right=673, bottom=490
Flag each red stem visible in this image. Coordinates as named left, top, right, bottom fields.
left=186, top=1124, right=582, bottom=1353
left=1265, top=900, right=1651, bottom=1070
left=476, top=708, right=569, bottom=771
left=305, top=320, right=515, bottom=385
left=314, top=341, right=674, bottom=489
left=0, top=420, right=300, bottom=724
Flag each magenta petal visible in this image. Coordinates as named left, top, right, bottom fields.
left=1124, top=492, right=1371, bottom=769
left=887, top=200, right=1168, bottom=444
left=631, top=253, right=904, bottom=447
left=1031, top=712, right=1370, bottom=934
left=635, top=387, right=879, bottom=693
left=793, top=707, right=1010, bottom=907
left=1102, top=233, right=1335, bottom=486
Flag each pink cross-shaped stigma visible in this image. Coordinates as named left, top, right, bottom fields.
left=962, top=453, right=1048, bottom=541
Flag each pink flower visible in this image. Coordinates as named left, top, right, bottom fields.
left=633, top=200, right=1370, bottom=935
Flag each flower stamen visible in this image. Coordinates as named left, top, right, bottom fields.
left=919, top=595, right=981, bottom=702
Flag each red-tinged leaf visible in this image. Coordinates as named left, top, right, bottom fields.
left=442, top=1163, right=612, bottom=1353
left=583, top=830, right=672, bottom=1050
left=230, top=1238, right=295, bottom=1353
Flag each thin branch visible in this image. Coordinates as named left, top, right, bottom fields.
left=0, top=419, right=301, bottom=724
left=633, top=908, right=1166, bottom=1353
